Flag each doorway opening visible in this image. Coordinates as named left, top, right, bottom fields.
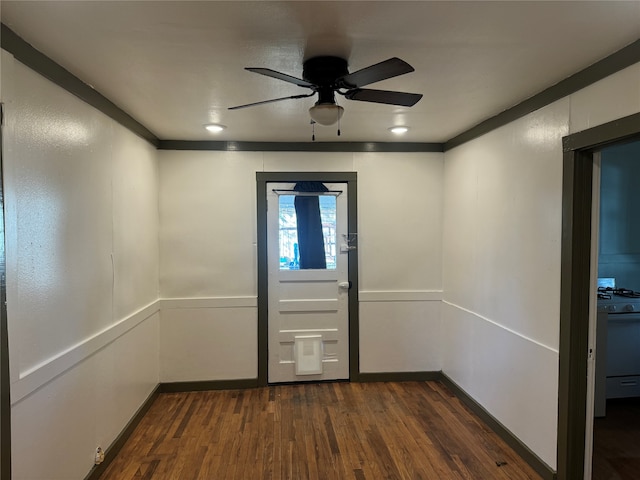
left=256, top=172, right=358, bottom=386
left=558, top=112, right=640, bottom=480
left=589, top=140, right=640, bottom=479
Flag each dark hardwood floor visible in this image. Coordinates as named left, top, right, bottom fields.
left=98, top=381, right=542, bottom=479
left=593, top=397, right=640, bottom=480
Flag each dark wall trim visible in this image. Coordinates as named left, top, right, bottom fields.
left=563, top=112, right=640, bottom=152
left=159, top=379, right=258, bottom=393
left=557, top=114, right=640, bottom=480
left=83, top=379, right=257, bottom=479
left=345, top=178, right=360, bottom=382
left=256, top=172, right=358, bottom=386
left=256, top=178, right=269, bottom=386
left=441, top=374, right=557, bottom=480
left=357, top=371, right=441, bottom=383
left=158, top=140, right=444, bottom=152
left=83, top=385, right=160, bottom=480
left=557, top=149, right=592, bottom=480
left=0, top=103, right=11, bottom=480
left=3, top=22, right=638, bottom=153
left=445, top=39, right=640, bottom=151
left=0, top=23, right=159, bottom=147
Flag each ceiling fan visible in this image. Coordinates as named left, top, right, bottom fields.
left=228, top=56, right=422, bottom=126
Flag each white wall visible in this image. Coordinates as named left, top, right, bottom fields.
left=4, top=32, right=638, bottom=479
left=356, top=153, right=443, bottom=372
left=2, top=51, right=160, bottom=479
left=158, top=150, right=444, bottom=381
left=442, top=62, right=640, bottom=470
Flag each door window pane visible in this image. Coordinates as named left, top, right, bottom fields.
left=279, top=194, right=336, bottom=270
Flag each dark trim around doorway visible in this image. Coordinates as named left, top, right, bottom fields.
left=256, top=171, right=358, bottom=386
left=557, top=112, right=640, bottom=480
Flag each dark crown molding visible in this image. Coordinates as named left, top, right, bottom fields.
left=0, top=23, right=160, bottom=147
left=2, top=22, right=639, bottom=152
left=158, top=140, right=444, bottom=152
left=444, top=38, right=640, bottom=151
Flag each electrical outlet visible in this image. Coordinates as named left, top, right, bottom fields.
left=95, top=447, right=105, bottom=465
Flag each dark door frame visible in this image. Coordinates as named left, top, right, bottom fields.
left=256, top=171, right=359, bottom=386
left=557, top=112, right=640, bottom=479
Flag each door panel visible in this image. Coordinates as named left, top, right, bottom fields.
left=267, top=182, right=349, bottom=383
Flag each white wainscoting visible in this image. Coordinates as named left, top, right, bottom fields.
left=358, top=290, right=443, bottom=302
left=441, top=300, right=559, bottom=469
left=11, top=308, right=160, bottom=479
left=159, top=297, right=259, bottom=382
left=158, top=293, right=444, bottom=380
left=11, top=300, right=161, bottom=404
left=12, top=292, right=445, bottom=398
left=358, top=290, right=443, bottom=373
left=161, top=296, right=257, bottom=309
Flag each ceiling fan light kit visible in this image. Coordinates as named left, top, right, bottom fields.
left=309, top=103, right=344, bottom=126
left=229, top=56, right=422, bottom=134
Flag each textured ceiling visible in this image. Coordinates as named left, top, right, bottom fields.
left=2, top=1, right=640, bottom=143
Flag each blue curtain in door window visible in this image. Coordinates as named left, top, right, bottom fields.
left=294, top=181, right=328, bottom=269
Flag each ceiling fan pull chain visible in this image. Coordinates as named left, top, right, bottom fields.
left=337, top=106, right=341, bottom=136
left=312, top=121, right=316, bottom=141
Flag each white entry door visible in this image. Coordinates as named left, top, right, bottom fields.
left=267, top=182, right=350, bottom=383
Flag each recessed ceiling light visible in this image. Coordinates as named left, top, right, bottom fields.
left=389, top=126, right=409, bottom=135
left=205, top=124, right=226, bottom=133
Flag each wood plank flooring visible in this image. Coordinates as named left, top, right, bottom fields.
left=98, top=381, right=542, bottom=480
left=593, top=397, right=640, bottom=480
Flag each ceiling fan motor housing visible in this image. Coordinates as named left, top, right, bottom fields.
left=302, top=56, right=349, bottom=86
left=303, top=56, right=349, bottom=104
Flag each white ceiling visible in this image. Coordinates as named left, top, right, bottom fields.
left=2, top=1, right=639, bottom=143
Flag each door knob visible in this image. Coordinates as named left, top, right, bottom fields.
left=338, top=281, right=351, bottom=290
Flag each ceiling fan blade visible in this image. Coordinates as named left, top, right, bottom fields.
left=245, top=67, right=315, bottom=88
left=228, top=93, right=315, bottom=110
left=344, top=88, right=423, bottom=107
left=339, top=57, right=415, bottom=88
